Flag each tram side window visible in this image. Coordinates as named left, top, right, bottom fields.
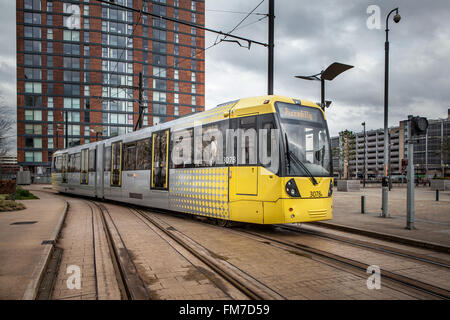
left=229, top=116, right=257, bottom=165
left=136, top=138, right=151, bottom=170
left=56, top=156, right=62, bottom=173
left=104, top=146, right=111, bottom=172
left=52, top=156, right=58, bottom=173
left=123, top=142, right=136, bottom=171
left=74, top=153, right=81, bottom=172
left=171, top=128, right=193, bottom=169
left=201, top=122, right=226, bottom=167
left=68, top=154, right=74, bottom=172
left=89, top=149, right=96, bottom=172
left=258, top=114, right=279, bottom=174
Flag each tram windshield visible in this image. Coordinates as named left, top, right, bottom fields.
left=276, top=102, right=332, bottom=177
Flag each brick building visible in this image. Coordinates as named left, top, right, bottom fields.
left=16, top=0, right=205, bottom=173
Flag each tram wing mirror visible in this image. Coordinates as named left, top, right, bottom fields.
left=314, top=150, right=321, bottom=162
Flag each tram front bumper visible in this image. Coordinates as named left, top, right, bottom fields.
left=281, top=197, right=333, bottom=223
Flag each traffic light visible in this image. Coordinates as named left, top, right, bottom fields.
left=410, top=116, right=428, bottom=136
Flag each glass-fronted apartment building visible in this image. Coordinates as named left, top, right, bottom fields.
left=16, top=0, right=205, bottom=173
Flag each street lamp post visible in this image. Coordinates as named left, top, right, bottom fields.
left=362, top=122, right=366, bottom=188
left=382, top=8, right=401, bottom=218
left=295, top=62, right=354, bottom=110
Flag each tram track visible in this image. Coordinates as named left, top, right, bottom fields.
left=90, top=201, right=151, bottom=300
left=129, top=207, right=286, bottom=300
left=37, top=189, right=450, bottom=300
left=278, top=224, right=450, bottom=269
left=229, top=226, right=450, bottom=300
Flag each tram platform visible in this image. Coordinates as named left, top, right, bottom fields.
left=316, top=186, right=450, bottom=249
left=0, top=186, right=66, bottom=299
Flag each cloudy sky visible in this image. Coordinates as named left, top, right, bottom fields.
left=204, top=0, right=450, bottom=135
left=1, top=0, right=449, bottom=154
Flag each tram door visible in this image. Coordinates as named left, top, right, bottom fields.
left=62, top=153, right=68, bottom=183
left=111, top=141, right=122, bottom=187
left=151, top=130, right=169, bottom=190
left=81, top=149, right=89, bottom=184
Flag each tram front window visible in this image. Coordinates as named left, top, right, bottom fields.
left=276, top=102, right=331, bottom=177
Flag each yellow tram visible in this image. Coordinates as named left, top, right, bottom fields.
left=52, top=95, right=333, bottom=224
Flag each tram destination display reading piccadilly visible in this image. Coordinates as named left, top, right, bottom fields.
left=277, top=103, right=323, bottom=123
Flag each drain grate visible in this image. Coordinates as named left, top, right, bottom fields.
left=41, top=240, right=55, bottom=245
left=10, top=221, right=37, bottom=225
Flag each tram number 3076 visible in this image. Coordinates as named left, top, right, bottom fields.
left=310, top=191, right=323, bottom=198
left=223, top=304, right=270, bottom=315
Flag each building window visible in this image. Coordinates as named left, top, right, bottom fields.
left=153, top=91, right=166, bottom=102
left=64, top=84, right=80, bottom=95
left=24, top=0, right=41, bottom=10
left=153, top=79, right=166, bottom=91
left=24, top=26, right=41, bottom=38
left=191, top=72, right=196, bottom=82
left=25, top=82, right=42, bottom=94
left=64, top=98, right=81, bottom=109
left=174, top=69, right=179, bottom=80
left=25, top=110, right=42, bottom=121
left=25, top=124, right=42, bottom=134
left=63, top=30, right=80, bottom=42
left=24, top=95, right=42, bottom=107
left=24, top=40, right=41, bottom=52
left=24, top=54, right=42, bottom=66
left=48, top=97, right=53, bottom=108
left=153, top=67, right=166, bottom=78
left=153, top=104, right=166, bottom=115
left=174, top=105, right=179, bottom=116
left=63, top=43, right=80, bottom=55
left=25, top=137, right=42, bottom=148
left=191, top=96, right=196, bottom=105
left=24, top=12, right=41, bottom=24
left=48, top=111, right=53, bottom=121
left=24, top=68, right=42, bottom=80
left=47, top=1, right=53, bottom=12
left=47, top=14, right=53, bottom=26
left=174, top=93, right=179, bottom=104
left=47, top=70, right=53, bottom=80
left=25, top=151, right=42, bottom=162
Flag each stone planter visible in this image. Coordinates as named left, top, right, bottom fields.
left=337, top=180, right=360, bottom=192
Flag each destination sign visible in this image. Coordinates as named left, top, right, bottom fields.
left=276, top=103, right=324, bottom=123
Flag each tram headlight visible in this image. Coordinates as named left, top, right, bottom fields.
left=328, top=179, right=333, bottom=197
left=285, top=179, right=301, bottom=198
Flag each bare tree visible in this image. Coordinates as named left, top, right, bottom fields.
left=0, top=98, right=15, bottom=157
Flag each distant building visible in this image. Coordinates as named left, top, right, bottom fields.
left=332, top=110, right=450, bottom=179
left=16, top=0, right=206, bottom=174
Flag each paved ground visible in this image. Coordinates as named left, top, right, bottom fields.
left=329, top=186, right=450, bottom=246
left=0, top=187, right=65, bottom=299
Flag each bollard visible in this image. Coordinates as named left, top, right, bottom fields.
left=361, top=195, right=365, bottom=214
left=436, top=189, right=439, bottom=201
